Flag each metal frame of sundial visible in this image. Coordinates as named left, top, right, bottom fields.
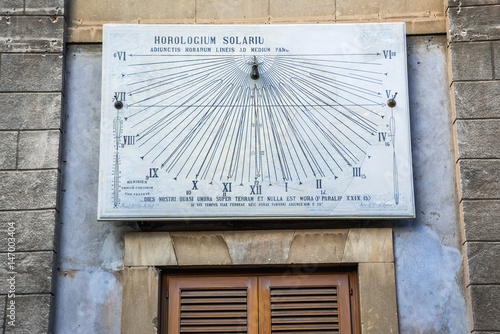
left=97, top=23, right=415, bottom=220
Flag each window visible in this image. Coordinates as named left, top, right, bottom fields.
left=161, top=270, right=359, bottom=334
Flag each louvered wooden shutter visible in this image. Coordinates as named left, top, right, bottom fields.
left=164, top=273, right=354, bottom=334
left=167, top=276, right=258, bottom=334
left=259, top=275, right=352, bottom=334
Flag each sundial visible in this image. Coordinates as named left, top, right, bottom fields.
left=97, top=23, right=415, bottom=220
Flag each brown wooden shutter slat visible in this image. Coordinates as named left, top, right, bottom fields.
left=271, top=310, right=338, bottom=316
left=180, top=325, right=247, bottom=333
left=271, top=316, right=339, bottom=324
left=181, top=311, right=247, bottom=318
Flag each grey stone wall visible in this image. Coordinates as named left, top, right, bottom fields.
left=448, top=1, right=500, bottom=332
left=0, top=0, right=64, bottom=332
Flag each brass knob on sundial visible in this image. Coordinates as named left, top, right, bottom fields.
left=387, top=92, right=398, bottom=108
left=114, top=95, right=123, bottom=109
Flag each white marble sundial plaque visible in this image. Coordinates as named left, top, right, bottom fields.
left=98, top=23, right=415, bottom=220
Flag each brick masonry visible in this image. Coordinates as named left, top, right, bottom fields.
left=0, top=0, right=64, bottom=332
left=448, top=1, right=500, bottom=332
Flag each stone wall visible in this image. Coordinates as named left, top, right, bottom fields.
left=448, top=1, right=500, bottom=332
left=0, top=0, right=64, bottom=332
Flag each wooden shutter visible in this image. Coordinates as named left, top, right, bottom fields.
left=163, top=273, right=355, bottom=334
left=166, top=276, right=258, bottom=334
left=259, top=275, right=352, bottom=334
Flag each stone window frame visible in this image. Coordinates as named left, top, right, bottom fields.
left=121, top=228, right=398, bottom=334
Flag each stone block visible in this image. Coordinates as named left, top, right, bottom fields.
left=0, top=132, right=18, bottom=169
left=0, top=295, right=5, bottom=329
left=466, top=242, right=500, bottom=284
left=197, top=0, right=268, bottom=22
left=224, top=230, right=294, bottom=265
left=270, top=0, right=334, bottom=20
left=342, top=228, right=393, bottom=263
left=380, top=0, right=443, bottom=18
left=449, top=6, right=500, bottom=42
left=18, top=130, right=60, bottom=169
left=449, top=42, right=493, bottom=81
left=469, top=285, right=500, bottom=331
left=358, top=263, right=399, bottom=334
left=449, top=0, right=500, bottom=6
left=453, top=81, right=500, bottom=119
left=68, top=0, right=194, bottom=23
left=171, top=231, right=231, bottom=265
left=494, top=41, right=500, bottom=79
left=336, top=0, right=378, bottom=20
left=0, top=54, right=63, bottom=92
left=121, top=267, right=158, bottom=334
left=287, top=229, right=348, bottom=264
left=25, top=0, right=64, bottom=15
left=462, top=200, right=500, bottom=241
left=0, top=211, right=56, bottom=251
left=456, top=120, right=500, bottom=159
left=459, top=160, right=500, bottom=199
left=0, top=171, right=58, bottom=210
left=0, top=16, right=64, bottom=52
left=0, top=0, right=23, bottom=15
left=0, top=252, right=54, bottom=294
left=4, top=294, right=51, bottom=334
left=124, top=232, right=177, bottom=266
left=0, top=93, right=61, bottom=130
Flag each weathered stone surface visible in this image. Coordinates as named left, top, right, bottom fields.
left=25, top=0, right=64, bottom=15
left=462, top=200, right=500, bottom=241
left=0, top=54, right=63, bottom=92
left=466, top=242, right=500, bottom=284
left=0, top=93, right=61, bottom=130
left=0, top=132, right=17, bottom=169
left=0, top=171, right=58, bottom=210
left=0, top=295, right=5, bottom=330
left=450, top=42, right=493, bottom=81
left=0, top=0, right=23, bottom=15
left=453, top=81, right=500, bottom=119
left=0, top=252, right=54, bottom=294
left=270, top=0, right=334, bottom=19
left=0, top=211, right=56, bottom=251
left=124, top=232, right=177, bottom=266
left=449, top=0, right=500, bottom=6
left=171, top=231, right=231, bottom=265
left=287, top=229, right=348, bottom=264
left=449, top=6, right=500, bottom=42
left=4, top=294, right=51, bottom=334
left=342, top=228, right=393, bottom=263
left=456, top=120, right=500, bottom=159
left=0, top=16, right=64, bottom=52
left=197, top=0, right=268, bottom=22
left=337, top=0, right=443, bottom=20
left=121, top=267, right=158, bottom=334
left=469, top=285, right=500, bottom=331
left=224, top=230, right=294, bottom=265
left=18, top=130, right=60, bottom=169
left=459, top=160, right=500, bottom=199
left=358, top=263, right=399, bottom=334
left=68, top=0, right=195, bottom=23
left=494, top=41, right=500, bottom=79
left=336, top=0, right=378, bottom=20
